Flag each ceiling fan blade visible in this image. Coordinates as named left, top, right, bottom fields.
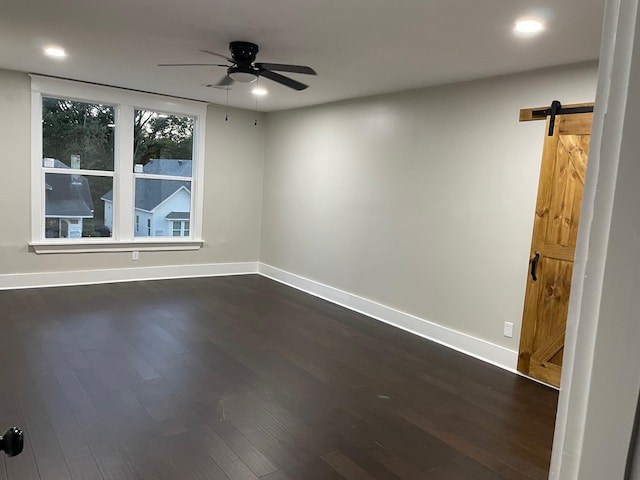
left=158, top=63, right=229, bottom=67
left=260, top=69, right=308, bottom=91
left=200, top=49, right=235, bottom=63
left=255, top=63, right=316, bottom=75
left=204, top=75, right=235, bottom=89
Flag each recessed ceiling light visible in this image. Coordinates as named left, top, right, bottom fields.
left=252, top=87, right=268, bottom=96
left=515, top=19, right=545, bottom=34
left=44, top=46, right=67, bottom=58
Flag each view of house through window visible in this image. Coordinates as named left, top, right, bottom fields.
left=129, top=110, right=194, bottom=238
left=42, top=97, right=114, bottom=238
left=34, top=79, right=204, bottom=247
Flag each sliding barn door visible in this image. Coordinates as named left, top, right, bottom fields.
left=517, top=112, right=593, bottom=387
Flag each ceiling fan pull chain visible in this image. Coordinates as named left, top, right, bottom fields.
left=254, top=88, right=258, bottom=126
left=225, top=88, right=229, bottom=122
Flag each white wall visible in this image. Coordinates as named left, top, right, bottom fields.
left=261, top=63, right=598, bottom=351
left=0, top=69, right=265, bottom=276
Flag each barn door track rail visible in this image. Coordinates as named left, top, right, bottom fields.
left=519, top=100, right=595, bottom=135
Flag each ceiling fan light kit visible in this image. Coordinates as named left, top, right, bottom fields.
left=159, top=40, right=317, bottom=91
left=228, top=66, right=258, bottom=83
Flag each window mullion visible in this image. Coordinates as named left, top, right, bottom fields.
left=30, top=92, right=44, bottom=242
left=115, top=105, right=135, bottom=241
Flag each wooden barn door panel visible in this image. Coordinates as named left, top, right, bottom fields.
left=517, top=111, right=592, bottom=387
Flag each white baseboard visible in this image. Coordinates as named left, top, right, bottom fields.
left=259, top=263, right=519, bottom=373
left=0, top=262, right=259, bottom=290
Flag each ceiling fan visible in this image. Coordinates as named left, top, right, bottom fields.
left=158, top=41, right=317, bottom=91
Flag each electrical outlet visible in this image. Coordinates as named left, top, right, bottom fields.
left=132, top=250, right=139, bottom=261
left=503, top=322, right=514, bottom=338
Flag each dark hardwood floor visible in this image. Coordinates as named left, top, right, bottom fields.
left=0, top=275, right=558, bottom=479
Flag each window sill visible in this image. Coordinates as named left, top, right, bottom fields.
left=29, top=240, right=203, bottom=254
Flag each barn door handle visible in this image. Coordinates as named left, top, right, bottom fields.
left=531, top=253, right=540, bottom=281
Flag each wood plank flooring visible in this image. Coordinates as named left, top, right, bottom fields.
left=0, top=275, right=558, bottom=479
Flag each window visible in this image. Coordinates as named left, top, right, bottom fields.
left=42, top=97, right=114, bottom=239
left=172, top=220, right=190, bottom=237
left=133, top=110, right=193, bottom=239
left=30, top=76, right=206, bottom=253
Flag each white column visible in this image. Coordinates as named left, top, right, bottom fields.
left=550, top=0, right=640, bottom=478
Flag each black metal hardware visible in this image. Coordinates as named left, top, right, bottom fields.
left=531, top=253, right=540, bottom=282
left=0, top=427, right=23, bottom=457
left=530, top=100, right=595, bottom=136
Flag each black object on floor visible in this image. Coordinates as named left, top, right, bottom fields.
left=1, top=427, right=23, bottom=457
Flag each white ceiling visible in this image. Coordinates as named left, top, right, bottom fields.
left=0, top=0, right=605, bottom=112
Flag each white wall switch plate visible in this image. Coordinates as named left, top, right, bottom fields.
left=504, top=322, right=514, bottom=338
left=132, top=250, right=139, bottom=261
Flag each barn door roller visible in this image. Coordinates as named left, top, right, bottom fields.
left=530, top=100, right=594, bottom=136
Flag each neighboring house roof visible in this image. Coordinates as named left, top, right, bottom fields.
left=143, top=158, right=192, bottom=177
left=45, top=159, right=94, bottom=218
left=101, top=159, right=191, bottom=211
left=101, top=190, right=113, bottom=202
left=165, top=211, right=190, bottom=220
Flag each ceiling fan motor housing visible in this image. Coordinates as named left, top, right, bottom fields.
left=229, top=41, right=259, bottom=65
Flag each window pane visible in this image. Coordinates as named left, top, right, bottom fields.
left=45, top=173, right=113, bottom=238
left=133, top=110, right=193, bottom=172
left=134, top=178, right=191, bottom=238
left=42, top=97, right=115, bottom=171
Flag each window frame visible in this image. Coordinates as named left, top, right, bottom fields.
left=29, top=75, right=207, bottom=253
